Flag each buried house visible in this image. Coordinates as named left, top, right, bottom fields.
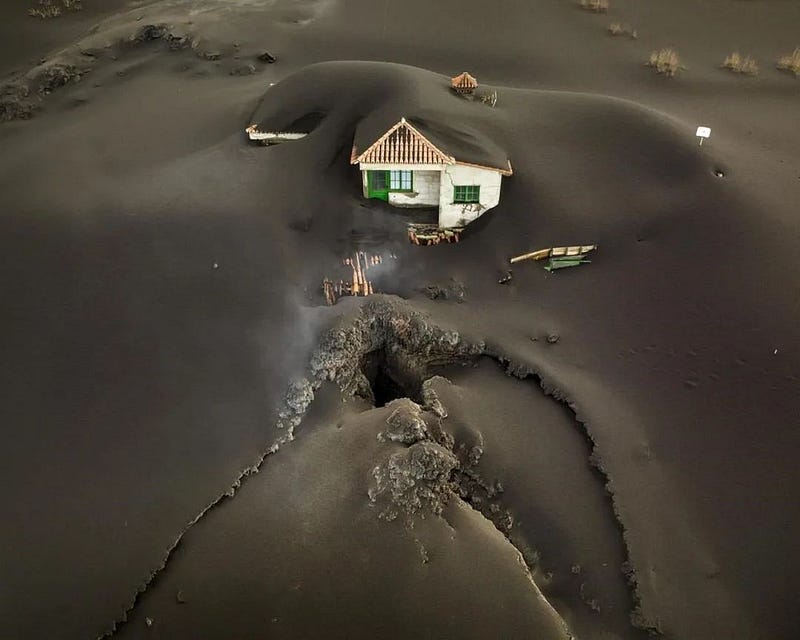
left=350, top=117, right=513, bottom=229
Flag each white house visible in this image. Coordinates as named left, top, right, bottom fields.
left=350, top=117, right=513, bottom=229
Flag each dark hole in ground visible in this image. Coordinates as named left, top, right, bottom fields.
left=361, top=349, right=420, bottom=407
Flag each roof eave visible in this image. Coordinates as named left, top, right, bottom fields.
left=453, top=159, right=514, bottom=176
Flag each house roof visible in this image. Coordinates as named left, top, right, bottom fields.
left=451, top=72, right=478, bottom=91
left=245, top=62, right=512, bottom=175
left=350, top=118, right=454, bottom=165
left=351, top=116, right=512, bottom=175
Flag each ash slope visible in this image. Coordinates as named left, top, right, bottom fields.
left=114, top=381, right=572, bottom=640
left=1, top=3, right=799, bottom=640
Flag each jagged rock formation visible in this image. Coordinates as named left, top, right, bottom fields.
left=369, top=441, right=459, bottom=522
left=310, top=297, right=485, bottom=401
left=379, top=399, right=430, bottom=444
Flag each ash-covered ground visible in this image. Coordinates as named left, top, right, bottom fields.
left=1, top=1, right=799, bottom=639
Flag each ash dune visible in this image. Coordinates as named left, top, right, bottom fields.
left=1, top=1, right=799, bottom=640
left=113, top=382, right=572, bottom=640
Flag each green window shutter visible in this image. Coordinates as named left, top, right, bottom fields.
left=454, top=185, right=480, bottom=203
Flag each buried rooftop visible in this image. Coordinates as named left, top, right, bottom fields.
left=246, top=64, right=513, bottom=231
left=245, top=110, right=326, bottom=143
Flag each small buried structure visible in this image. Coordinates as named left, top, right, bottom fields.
left=245, top=109, right=325, bottom=145
left=450, top=71, right=478, bottom=95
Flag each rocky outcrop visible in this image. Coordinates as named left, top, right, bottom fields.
left=310, top=297, right=484, bottom=402
left=0, top=63, right=87, bottom=122
left=380, top=399, right=430, bottom=444
left=369, top=441, right=459, bottom=522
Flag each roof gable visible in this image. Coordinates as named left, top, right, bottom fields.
left=351, top=118, right=454, bottom=165
left=451, top=72, right=478, bottom=92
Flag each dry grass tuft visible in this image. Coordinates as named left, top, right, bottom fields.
left=777, top=48, right=800, bottom=77
left=608, top=22, right=638, bottom=39
left=28, top=0, right=83, bottom=19
left=646, top=48, right=683, bottom=77
left=722, top=52, right=759, bottom=75
left=579, top=0, right=609, bottom=14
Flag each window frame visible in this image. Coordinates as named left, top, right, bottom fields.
left=388, top=170, right=413, bottom=192
left=370, top=171, right=389, bottom=191
left=453, top=185, right=480, bottom=204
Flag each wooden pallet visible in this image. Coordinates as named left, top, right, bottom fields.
left=408, top=224, right=464, bottom=246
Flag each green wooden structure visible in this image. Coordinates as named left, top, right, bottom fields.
left=367, top=170, right=389, bottom=201
left=367, top=170, right=414, bottom=201
left=544, top=257, right=592, bottom=272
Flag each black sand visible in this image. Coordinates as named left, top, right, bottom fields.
left=1, top=1, right=799, bottom=639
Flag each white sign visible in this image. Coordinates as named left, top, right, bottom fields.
left=696, top=126, right=711, bottom=145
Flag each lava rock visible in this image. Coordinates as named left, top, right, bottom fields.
left=422, top=378, right=448, bottom=419
left=381, top=400, right=429, bottom=444
left=309, top=299, right=484, bottom=397
left=230, top=63, right=257, bottom=76
left=369, top=441, right=458, bottom=522
left=277, top=378, right=315, bottom=432
left=167, top=35, right=189, bottom=50
left=420, top=280, right=465, bottom=302
left=0, top=83, right=34, bottom=122
left=35, top=64, right=83, bottom=95
left=132, top=24, right=169, bottom=42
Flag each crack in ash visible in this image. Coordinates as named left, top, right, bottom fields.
left=99, top=298, right=481, bottom=637
left=368, top=384, right=574, bottom=639
left=487, top=351, right=661, bottom=635
left=100, top=297, right=650, bottom=637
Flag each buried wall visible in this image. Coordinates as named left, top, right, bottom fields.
left=389, top=170, right=441, bottom=208
left=439, top=164, right=503, bottom=228
left=358, top=165, right=442, bottom=207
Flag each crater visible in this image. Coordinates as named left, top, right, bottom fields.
left=361, top=348, right=421, bottom=407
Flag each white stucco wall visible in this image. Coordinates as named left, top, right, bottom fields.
left=357, top=162, right=506, bottom=227
left=359, top=165, right=442, bottom=208
left=388, top=170, right=440, bottom=207
left=438, top=164, right=503, bottom=228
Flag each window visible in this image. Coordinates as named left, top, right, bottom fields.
left=371, top=171, right=388, bottom=191
left=454, top=185, right=480, bottom=203
left=389, top=170, right=413, bottom=191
